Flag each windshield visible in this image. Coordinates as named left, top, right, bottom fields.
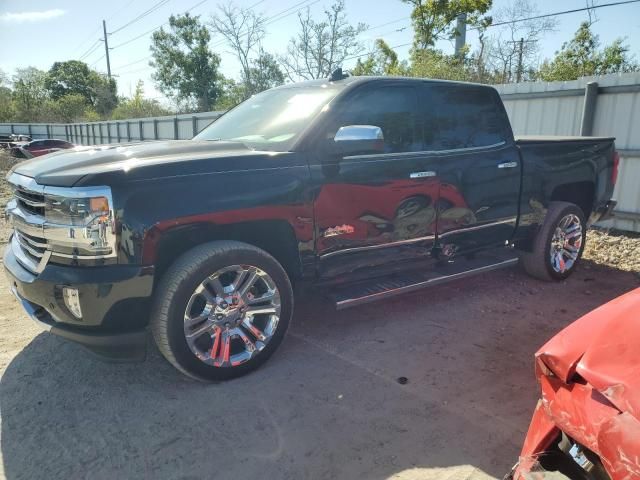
left=194, top=86, right=339, bottom=151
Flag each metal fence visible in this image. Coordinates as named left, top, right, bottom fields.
left=1, top=72, right=639, bottom=231
left=495, top=72, right=640, bottom=232
left=0, top=111, right=224, bottom=145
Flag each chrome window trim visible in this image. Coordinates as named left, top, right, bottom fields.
left=343, top=141, right=508, bottom=161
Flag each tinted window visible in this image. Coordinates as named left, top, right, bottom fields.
left=424, top=85, right=509, bottom=150
left=330, top=86, right=421, bottom=154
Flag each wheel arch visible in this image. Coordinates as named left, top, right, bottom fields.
left=550, top=181, right=595, bottom=219
left=146, top=220, right=304, bottom=287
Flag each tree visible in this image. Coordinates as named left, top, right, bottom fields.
left=150, top=13, right=222, bottom=111
left=210, top=2, right=265, bottom=98
left=249, top=51, right=285, bottom=93
left=538, top=22, right=638, bottom=81
left=44, top=60, right=118, bottom=116
left=50, top=94, right=88, bottom=122
left=480, top=0, right=557, bottom=83
left=402, top=0, right=492, bottom=50
left=281, top=0, right=367, bottom=81
left=214, top=78, right=246, bottom=110
left=352, top=39, right=407, bottom=76
left=111, top=80, right=171, bottom=119
left=12, top=67, right=49, bottom=122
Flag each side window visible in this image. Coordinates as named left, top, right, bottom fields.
left=424, top=85, right=509, bottom=150
left=331, top=86, right=421, bottom=154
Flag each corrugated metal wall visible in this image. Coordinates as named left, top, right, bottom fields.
left=0, top=111, right=223, bottom=145
left=1, top=73, right=639, bottom=231
left=496, top=72, right=640, bottom=232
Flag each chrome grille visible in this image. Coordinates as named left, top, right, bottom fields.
left=14, top=229, right=47, bottom=259
left=13, top=185, right=45, bottom=216
left=6, top=175, right=48, bottom=274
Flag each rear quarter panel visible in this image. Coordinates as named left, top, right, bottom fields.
left=515, top=138, right=615, bottom=240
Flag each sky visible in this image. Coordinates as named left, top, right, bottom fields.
left=1, top=0, right=639, bottom=106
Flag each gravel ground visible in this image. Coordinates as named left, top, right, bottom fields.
left=0, top=151, right=638, bottom=480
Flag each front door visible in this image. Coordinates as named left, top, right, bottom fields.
left=310, top=82, right=440, bottom=280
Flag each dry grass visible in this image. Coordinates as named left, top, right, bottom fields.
left=584, top=228, right=640, bottom=273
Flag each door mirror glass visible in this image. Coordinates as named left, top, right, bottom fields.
left=333, top=125, right=384, bottom=155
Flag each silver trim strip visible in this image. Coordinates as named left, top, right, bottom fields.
left=336, top=258, right=519, bottom=310
left=410, top=171, right=436, bottom=178
left=321, top=234, right=436, bottom=259
left=497, top=161, right=518, bottom=169
left=344, top=141, right=507, bottom=161
left=438, top=218, right=517, bottom=238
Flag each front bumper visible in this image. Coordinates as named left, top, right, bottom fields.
left=4, top=244, right=154, bottom=361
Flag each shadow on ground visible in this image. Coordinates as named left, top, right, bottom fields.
left=1, top=260, right=637, bottom=480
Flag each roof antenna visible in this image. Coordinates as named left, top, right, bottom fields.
left=329, top=67, right=348, bottom=81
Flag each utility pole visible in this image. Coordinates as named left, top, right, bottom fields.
left=102, top=20, right=112, bottom=80
left=454, top=13, right=467, bottom=59
left=516, top=37, right=524, bottom=83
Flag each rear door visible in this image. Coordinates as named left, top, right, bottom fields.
left=423, top=84, right=521, bottom=256
left=311, top=82, right=441, bottom=279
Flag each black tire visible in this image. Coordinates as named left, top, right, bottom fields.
left=521, top=201, right=586, bottom=281
left=150, top=240, right=293, bottom=382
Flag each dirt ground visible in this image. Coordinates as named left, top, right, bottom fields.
left=0, top=152, right=638, bottom=480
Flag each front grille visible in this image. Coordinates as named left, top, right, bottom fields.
left=13, top=186, right=45, bottom=216
left=14, top=229, right=47, bottom=262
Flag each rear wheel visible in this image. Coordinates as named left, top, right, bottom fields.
left=151, top=241, right=293, bottom=381
left=521, top=202, right=586, bottom=281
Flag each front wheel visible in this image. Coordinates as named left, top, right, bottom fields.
left=150, top=241, right=293, bottom=381
left=521, top=202, right=586, bottom=281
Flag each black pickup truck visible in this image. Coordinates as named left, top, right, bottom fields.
left=4, top=75, right=618, bottom=381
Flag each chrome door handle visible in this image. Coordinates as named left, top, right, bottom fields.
left=410, top=171, right=436, bottom=178
left=497, top=161, right=518, bottom=169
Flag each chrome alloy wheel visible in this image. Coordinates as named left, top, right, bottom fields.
left=183, top=265, right=281, bottom=367
left=549, top=214, right=583, bottom=273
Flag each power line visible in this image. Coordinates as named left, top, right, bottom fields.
left=111, top=0, right=212, bottom=49
left=470, top=0, right=640, bottom=30
left=79, top=40, right=102, bottom=61
left=110, top=0, right=171, bottom=35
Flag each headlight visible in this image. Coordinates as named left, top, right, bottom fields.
left=43, top=186, right=116, bottom=258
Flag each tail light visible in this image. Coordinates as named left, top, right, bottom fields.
left=612, top=151, right=620, bottom=186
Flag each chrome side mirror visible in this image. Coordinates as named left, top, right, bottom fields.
left=333, top=125, right=384, bottom=155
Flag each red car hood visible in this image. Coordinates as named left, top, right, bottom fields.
left=536, top=288, right=640, bottom=419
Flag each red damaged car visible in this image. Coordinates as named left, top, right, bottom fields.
left=11, top=139, right=74, bottom=158
left=508, top=288, right=640, bottom=480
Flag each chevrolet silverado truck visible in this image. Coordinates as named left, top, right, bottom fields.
left=4, top=75, right=618, bottom=381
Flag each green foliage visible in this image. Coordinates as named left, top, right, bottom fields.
left=409, top=48, right=470, bottom=81
left=111, top=80, right=170, bottom=119
left=538, top=22, right=639, bottom=81
left=214, top=78, right=246, bottom=111
left=248, top=52, right=285, bottom=95
left=402, top=0, right=492, bottom=49
left=12, top=67, right=49, bottom=122
left=150, top=13, right=222, bottom=111
left=49, top=94, right=88, bottom=122
left=352, top=39, right=408, bottom=76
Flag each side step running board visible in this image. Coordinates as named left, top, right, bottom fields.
left=331, top=253, right=519, bottom=310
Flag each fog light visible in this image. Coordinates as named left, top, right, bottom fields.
left=62, top=287, right=82, bottom=319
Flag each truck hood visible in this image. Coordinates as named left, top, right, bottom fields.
left=536, top=288, right=640, bottom=419
left=10, top=140, right=279, bottom=187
